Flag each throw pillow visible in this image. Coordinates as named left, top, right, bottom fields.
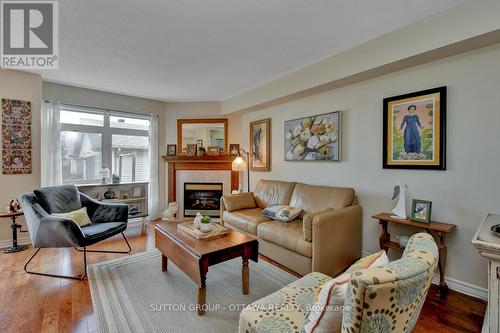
left=51, top=207, right=92, bottom=227
left=303, top=250, right=389, bottom=333
left=261, top=205, right=302, bottom=222
left=302, top=208, right=335, bottom=242
left=222, top=193, right=256, bottom=212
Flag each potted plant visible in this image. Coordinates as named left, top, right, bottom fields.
left=197, top=147, right=206, bottom=156
left=200, top=215, right=212, bottom=232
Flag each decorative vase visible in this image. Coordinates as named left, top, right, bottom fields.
left=200, top=222, right=212, bottom=233
left=194, top=212, right=203, bottom=229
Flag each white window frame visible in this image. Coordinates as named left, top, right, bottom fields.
left=60, top=105, right=151, bottom=185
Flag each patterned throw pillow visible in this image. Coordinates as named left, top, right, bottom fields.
left=261, top=205, right=302, bottom=222
left=303, top=250, right=389, bottom=333
left=51, top=207, right=92, bottom=227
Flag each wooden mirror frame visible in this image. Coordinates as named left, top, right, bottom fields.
left=177, top=118, right=229, bottom=154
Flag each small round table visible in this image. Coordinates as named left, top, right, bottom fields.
left=1, top=211, right=28, bottom=253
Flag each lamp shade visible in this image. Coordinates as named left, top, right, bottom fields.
left=232, top=156, right=246, bottom=172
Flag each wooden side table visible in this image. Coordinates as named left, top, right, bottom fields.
left=372, top=212, right=457, bottom=297
left=0, top=211, right=29, bottom=253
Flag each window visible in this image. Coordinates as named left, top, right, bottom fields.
left=60, top=106, right=151, bottom=184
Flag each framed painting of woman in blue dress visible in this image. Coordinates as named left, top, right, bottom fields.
left=383, top=86, right=446, bottom=170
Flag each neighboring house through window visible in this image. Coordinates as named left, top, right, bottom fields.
left=60, top=105, right=151, bottom=184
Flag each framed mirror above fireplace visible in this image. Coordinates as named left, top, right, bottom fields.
left=177, top=118, right=228, bottom=155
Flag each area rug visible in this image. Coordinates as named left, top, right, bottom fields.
left=88, top=250, right=297, bottom=333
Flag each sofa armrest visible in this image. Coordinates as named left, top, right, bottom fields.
left=311, top=204, right=362, bottom=276
left=80, top=193, right=128, bottom=223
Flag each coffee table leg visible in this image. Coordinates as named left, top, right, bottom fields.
left=197, top=286, right=206, bottom=316
left=161, top=254, right=168, bottom=272
left=242, top=258, right=249, bottom=295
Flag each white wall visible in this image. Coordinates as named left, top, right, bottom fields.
left=0, top=70, right=42, bottom=244
left=238, top=44, right=500, bottom=292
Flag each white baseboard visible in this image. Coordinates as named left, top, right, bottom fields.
left=361, top=250, right=487, bottom=301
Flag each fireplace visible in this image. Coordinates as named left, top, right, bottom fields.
left=183, top=183, right=223, bottom=217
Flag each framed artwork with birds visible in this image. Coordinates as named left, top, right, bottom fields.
left=249, top=118, right=271, bottom=171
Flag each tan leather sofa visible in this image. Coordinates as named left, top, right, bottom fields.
left=220, top=180, right=362, bottom=276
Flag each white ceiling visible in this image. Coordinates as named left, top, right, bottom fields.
left=34, top=0, right=467, bottom=101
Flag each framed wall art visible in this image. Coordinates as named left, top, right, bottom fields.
left=2, top=99, right=32, bottom=174
left=383, top=86, right=446, bottom=170
left=285, top=111, right=341, bottom=161
left=249, top=118, right=271, bottom=171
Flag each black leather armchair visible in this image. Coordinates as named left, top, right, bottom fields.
left=21, top=185, right=131, bottom=279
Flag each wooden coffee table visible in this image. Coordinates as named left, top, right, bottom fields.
left=155, top=221, right=258, bottom=315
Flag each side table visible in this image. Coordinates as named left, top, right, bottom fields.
left=1, top=211, right=29, bottom=253
left=372, top=212, right=457, bottom=297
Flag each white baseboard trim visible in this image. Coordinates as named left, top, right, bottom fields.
left=361, top=250, right=487, bottom=301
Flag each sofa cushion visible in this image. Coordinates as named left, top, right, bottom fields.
left=223, top=208, right=271, bottom=234
left=34, top=185, right=82, bottom=214
left=289, top=183, right=355, bottom=216
left=222, top=193, right=256, bottom=212
left=253, top=180, right=296, bottom=209
left=257, top=219, right=312, bottom=257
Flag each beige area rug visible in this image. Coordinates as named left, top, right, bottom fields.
left=88, top=250, right=297, bottom=333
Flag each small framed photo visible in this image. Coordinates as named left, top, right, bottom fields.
left=131, top=187, right=142, bottom=198
left=229, top=144, right=240, bottom=155
left=167, top=144, right=177, bottom=156
left=411, top=199, right=432, bottom=224
left=120, top=189, right=131, bottom=200
left=207, top=146, right=220, bottom=156
left=186, top=144, right=197, bottom=156
left=196, top=139, right=204, bottom=150
left=128, top=202, right=142, bottom=216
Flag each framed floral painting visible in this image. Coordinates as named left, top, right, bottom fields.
left=250, top=118, right=271, bottom=171
left=383, top=86, right=446, bottom=170
left=285, top=111, right=341, bottom=161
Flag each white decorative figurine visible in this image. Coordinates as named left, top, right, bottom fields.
left=194, top=212, right=203, bottom=229
left=391, top=182, right=408, bottom=219
left=162, top=202, right=178, bottom=219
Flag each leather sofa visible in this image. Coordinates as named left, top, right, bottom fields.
left=221, top=180, right=362, bottom=276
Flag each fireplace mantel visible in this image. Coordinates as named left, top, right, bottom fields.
left=163, top=155, right=239, bottom=203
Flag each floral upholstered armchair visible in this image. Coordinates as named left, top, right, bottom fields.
left=239, top=233, right=438, bottom=333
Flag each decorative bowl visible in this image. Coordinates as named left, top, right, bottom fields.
left=491, top=224, right=500, bottom=236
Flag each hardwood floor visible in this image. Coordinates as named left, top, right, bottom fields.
left=0, top=222, right=486, bottom=333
